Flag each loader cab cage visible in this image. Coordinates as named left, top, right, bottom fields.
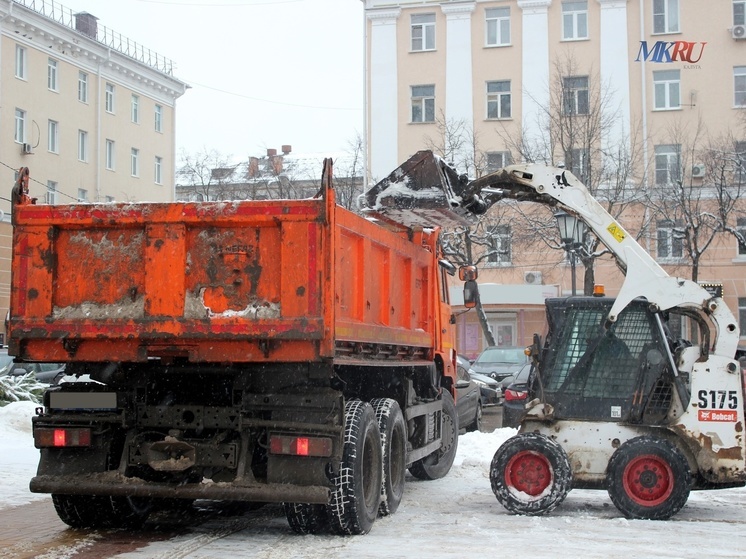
left=537, top=297, right=692, bottom=424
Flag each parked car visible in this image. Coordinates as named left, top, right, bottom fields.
left=501, top=364, right=533, bottom=428
left=469, top=346, right=529, bottom=388
left=458, top=354, right=501, bottom=406
left=0, top=350, right=66, bottom=385
left=455, top=358, right=482, bottom=432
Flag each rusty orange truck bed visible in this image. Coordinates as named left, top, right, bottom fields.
left=10, top=162, right=470, bottom=535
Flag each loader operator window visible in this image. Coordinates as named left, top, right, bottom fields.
left=543, top=301, right=670, bottom=422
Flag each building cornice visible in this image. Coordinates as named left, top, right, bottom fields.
left=441, top=2, right=476, bottom=18
left=597, top=0, right=629, bottom=7
left=367, top=8, right=401, bottom=24
left=517, top=0, right=553, bottom=13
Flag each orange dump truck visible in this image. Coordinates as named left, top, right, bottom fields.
left=9, top=162, right=474, bottom=535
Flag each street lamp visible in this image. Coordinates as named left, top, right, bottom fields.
left=554, top=210, right=586, bottom=296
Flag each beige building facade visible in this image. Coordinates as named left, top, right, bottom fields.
left=0, top=0, right=187, bottom=344
left=362, top=0, right=746, bottom=356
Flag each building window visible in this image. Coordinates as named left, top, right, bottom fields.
left=48, top=120, right=59, bottom=153
left=15, top=45, right=26, bottom=79
left=106, top=140, right=115, bottom=170
left=655, top=144, right=681, bottom=185
left=14, top=109, right=26, bottom=144
left=47, top=58, right=58, bottom=91
left=486, top=80, right=511, bottom=119
left=566, top=148, right=589, bottom=183
left=739, top=298, right=746, bottom=334
left=154, top=104, right=163, bottom=132
left=78, top=71, right=88, bottom=103
left=486, top=151, right=513, bottom=173
left=653, top=0, right=679, bottom=34
left=155, top=156, right=163, bottom=184
left=736, top=1, right=746, bottom=25
left=736, top=141, right=746, bottom=183
left=105, top=83, right=115, bottom=113
left=411, top=13, right=435, bottom=52
left=78, top=130, right=88, bottom=162
left=131, top=148, right=140, bottom=177
left=735, top=67, right=746, bottom=107
left=563, top=76, right=589, bottom=115
left=562, top=1, right=588, bottom=40
left=411, top=85, right=435, bottom=123
left=105, top=196, right=115, bottom=203
left=737, top=217, right=746, bottom=256
left=657, top=219, right=683, bottom=259
left=46, top=181, right=58, bottom=205
left=486, top=225, right=512, bottom=266
left=654, top=70, right=680, bottom=110
left=485, top=7, right=510, bottom=46
left=78, top=188, right=88, bottom=203
left=131, top=94, right=140, bottom=123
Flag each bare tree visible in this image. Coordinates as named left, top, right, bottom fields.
left=424, top=111, right=488, bottom=178
left=176, top=148, right=236, bottom=201
left=333, top=133, right=366, bottom=211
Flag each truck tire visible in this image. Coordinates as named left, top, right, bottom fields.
left=490, top=432, right=572, bottom=516
left=408, top=390, right=458, bottom=481
left=606, top=436, right=691, bottom=520
left=52, top=495, right=151, bottom=529
left=284, top=503, right=329, bottom=534
left=327, top=400, right=383, bottom=535
left=371, top=398, right=407, bottom=516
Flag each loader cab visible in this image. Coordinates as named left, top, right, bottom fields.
left=535, top=297, right=691, bottom=425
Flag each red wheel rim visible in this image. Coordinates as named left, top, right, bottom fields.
left=622, top=454, right=674, bottom=507
left=505, top=450, right=553, bottom=497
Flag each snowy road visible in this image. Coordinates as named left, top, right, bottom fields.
left=1, top=402, right=744, bottom=559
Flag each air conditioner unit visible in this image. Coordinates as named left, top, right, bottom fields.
left=691, top=163, right=705, bottom=178
left=733, top=24, right=746, bottom=39
left=21, top=143, right=32, bottom=155
left=524, top=271, right=543, bottom=285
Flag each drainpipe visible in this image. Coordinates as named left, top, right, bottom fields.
left=95, top=49, right=112, bottom=203
left=640, top=0, right=648, bottom=188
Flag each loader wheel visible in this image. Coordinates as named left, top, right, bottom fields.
left=284, top=503, right=329, bottom=534
left=606, top=436, right=691, bottom=520
left=52, top=494, right=152, bottom=529
left=409, top=390, right=458, bottom=481
left=371, top=398, right=407, bottom=516
left=327, top=400, right=383, bottom=535
left=490, top=432, right=572, bottom=516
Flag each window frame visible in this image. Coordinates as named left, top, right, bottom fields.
left=653, top=69, right=681, bottom=110
left=105, top=83, right=115, bottom=113
left=485, top=7, right=510, bottom=47
left=656, top=219, right=684, bottom=260
left=654, top=144, right=681, bottom=185
left=46, top=181, right=58, bottom=205
left=48, top=120, right=59, bottom=154
left=486, top=151, right=513, bottom=173
left=77, top=188, right=88, bottom=203
left=131, top=148, right=140, bottom=177
left=14, top=109, right=26, bottom=144
left=653, top=0, right=679, bottom=34
left=485, top=224, right=512, bottom=267
left=735, top=67, right=746, bottom=107
left=47, top=58, right=59, bottom=92
left=78, top=71, right=88, bottom=103
left=154, top=156, right=163, bottom=184
left=566, top=147, right=590, bottom=183
left=736, top=0, right=746, bottom=25
left=486, top=80, right=512, bottom=120
left=737, top=217, right=746, bottom=256
left=739, top=297, right=746, bottom=336
left=562, top=1, right=589, bottom=41
left=562, top=76, right=590, bottom=115
left=105, top=139, right=115, bottom=171
left=411, top=84, right=436, bottom=123
left=411, top=13, right=436, bottom=52
left=131, top=94, right=140, bottom=124
left=154, top=104, right=163, bottom=133
left=15, top=45, right=26, bottom=80
left=78, top=130, right=88, bottom=162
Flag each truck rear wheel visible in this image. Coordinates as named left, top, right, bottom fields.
left=490, top=432, right=572, bottom=516
left=606, top=436, right=691, bottom=520
left=371, top=398, right=407, bottom=516
left=52, top=494, right=151, bottom=529
left=284, top=503, right=329, bottom=534
left=327, top=400, right=383, bottom=535
left=408, top=390, right=458, bottom=481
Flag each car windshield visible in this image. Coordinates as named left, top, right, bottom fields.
left=475, top=347, right=526, bottom=365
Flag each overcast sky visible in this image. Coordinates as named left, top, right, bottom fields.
left=59, top=0, right=365, bottom=161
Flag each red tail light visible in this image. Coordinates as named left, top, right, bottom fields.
left=504, top=388, right=528, bottom=402
left=34, top=428, right=91, bottom=448
left=269, top=435, right=332, bottom=457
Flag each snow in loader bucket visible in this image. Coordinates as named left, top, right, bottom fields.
left=361, top=150, right=478, bottom=229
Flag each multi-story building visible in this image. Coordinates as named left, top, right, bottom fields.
left=362, top=0, right=746, bottom=356
left=0, top=0, right=187, bottom=343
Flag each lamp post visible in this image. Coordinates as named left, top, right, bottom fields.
left=554, top=210, right=586, bottom=296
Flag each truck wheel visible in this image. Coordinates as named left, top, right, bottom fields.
left=327, top=400, right=383, bottom=535
left=52, top=495, right=106, bottom=528
left=408, top=390, right=458, bottom=481
left=606, top=436, right=691, bottom=520
left=52, top=495, right=151, bottom=528
left=284, top=503, right=329, bottom=534
left=371, top=398, right=407, bottom=516
left=490, top=432, right=572, bottom=516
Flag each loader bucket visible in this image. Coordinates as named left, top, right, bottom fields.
left=361, top=150, right=480, bottom=229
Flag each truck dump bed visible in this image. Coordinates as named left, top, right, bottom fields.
left=9, top=185, right=439, bottom=365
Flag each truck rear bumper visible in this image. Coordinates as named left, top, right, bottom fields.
left=30, top=473, right=330, bottom=505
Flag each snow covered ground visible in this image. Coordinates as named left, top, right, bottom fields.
left=1, top=401, right=745, bottom=559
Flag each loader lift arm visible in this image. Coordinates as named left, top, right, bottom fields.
left=363, top=151, right=739, bottom=360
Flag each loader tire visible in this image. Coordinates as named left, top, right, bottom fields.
left=606, top=436, right=691, bottom=520
left=327, top=400, right=383, bottom=535
left=52, top=494, right=151, bottom=529
left=490, top=432, right=572, bottom=516
left=284, top=503, right=329, bottom=534
left=371, top=398, right=407, bottom=516
left=408, top=390, right=458, bottom=481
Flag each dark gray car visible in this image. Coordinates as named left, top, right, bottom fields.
left=468, top=346, right=529, bottom=387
